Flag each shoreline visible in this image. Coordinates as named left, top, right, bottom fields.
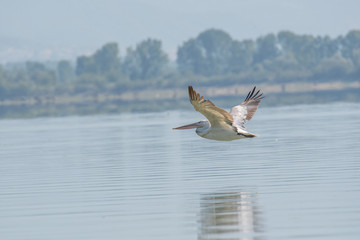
left=1, top=80, right=359, bottom=107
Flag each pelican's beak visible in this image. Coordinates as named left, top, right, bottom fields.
left=173, top=122, right=202, bottom=130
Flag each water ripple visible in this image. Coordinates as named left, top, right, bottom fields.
left=1, top=103, right=360, bottom=240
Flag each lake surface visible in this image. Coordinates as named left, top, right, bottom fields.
left=1, top=102, right=360, bottom=240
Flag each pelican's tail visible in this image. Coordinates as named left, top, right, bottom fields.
left=237, top=129, right=258, bottom=138
left=243, top=132, right=258, bottom=138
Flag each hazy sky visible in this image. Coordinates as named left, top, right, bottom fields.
left=1, top=0, right=360, bottom=62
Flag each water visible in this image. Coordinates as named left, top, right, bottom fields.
left=1, top=102, right=360, bottom=240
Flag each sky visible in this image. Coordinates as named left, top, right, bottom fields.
left=1, top=0, right=360, bottom=63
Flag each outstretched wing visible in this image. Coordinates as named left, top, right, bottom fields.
left=229, top=86, right=264, bottom=130
left=188, top=86, right=233, bottom=127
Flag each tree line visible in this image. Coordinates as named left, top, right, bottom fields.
left=0, top=29, right=359, bottom=99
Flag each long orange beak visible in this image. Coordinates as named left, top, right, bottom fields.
left=173, top=122, right=202, bottom=130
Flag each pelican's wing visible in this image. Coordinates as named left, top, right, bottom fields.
left=188, top=86, right=233, bottom=127
left=229, top=86, right=264, bottom=130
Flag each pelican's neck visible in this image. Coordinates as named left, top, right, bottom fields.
left=195, top=121, right=210, bottom=136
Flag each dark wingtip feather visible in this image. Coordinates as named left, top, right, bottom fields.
left=246, top=86, right=256, bottom=101
left=244, top=86, right=264, bottom=102
left=188, top=86, right=194, bottom=100
left=245, top=88, right=252, bottom=101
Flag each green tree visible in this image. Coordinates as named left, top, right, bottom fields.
left=229, top=39, right=255, bottom=73
left=315, top=36, right=339, bottom=60
left=26, top=61, right=56, bottom=86
left=74, top=74, right=107, bottom=93
left=341, top=30, right=360, bottom=76
left=350, top=48, right=360, bottom=77
left=254, top=33, right=279, bottom=63
left=177, top=29, right=233, bottom=76
left=123, top=39, right=168, bottom=80
left=57, top=60, right=74, bottom=83
left=75, top=42, right=120, bottom=76
left=0, top=65, right=7, bottom=96
left=176, top=38, right=205, bottom=74
left=277, top=31, right=315, bottom=66
left=93, top=42, right=120, bottom=74
left=341, top=30, right=360, bottom=59
left=351, top=48, right=360, bottom=68
left=277, top=31, right=298, bottom=51
left=76, top=56, right=96, bottom=75
left=278, top=31, right=339, bottom=68
left=314, top=54, right=353, bottom=79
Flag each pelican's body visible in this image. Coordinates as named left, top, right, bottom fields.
left=173, top=86, right=264, bottom=141
left=197, top=122, right=249, bottom=141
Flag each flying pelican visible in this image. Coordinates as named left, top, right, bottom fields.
left=173, top=86, right=264, bottom=141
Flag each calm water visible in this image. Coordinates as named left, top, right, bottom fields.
left=1, top=103, right=360, bottom=240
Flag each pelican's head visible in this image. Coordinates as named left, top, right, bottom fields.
left=173, top=120, right=210, bottom=135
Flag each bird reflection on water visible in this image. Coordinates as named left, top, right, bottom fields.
left=198, top=192, right=264, bottom=240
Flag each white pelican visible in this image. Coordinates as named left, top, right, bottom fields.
left=173, top=86, right=264, bottom=141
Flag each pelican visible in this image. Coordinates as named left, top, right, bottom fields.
left=173, top=86, right=264, bottom=141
